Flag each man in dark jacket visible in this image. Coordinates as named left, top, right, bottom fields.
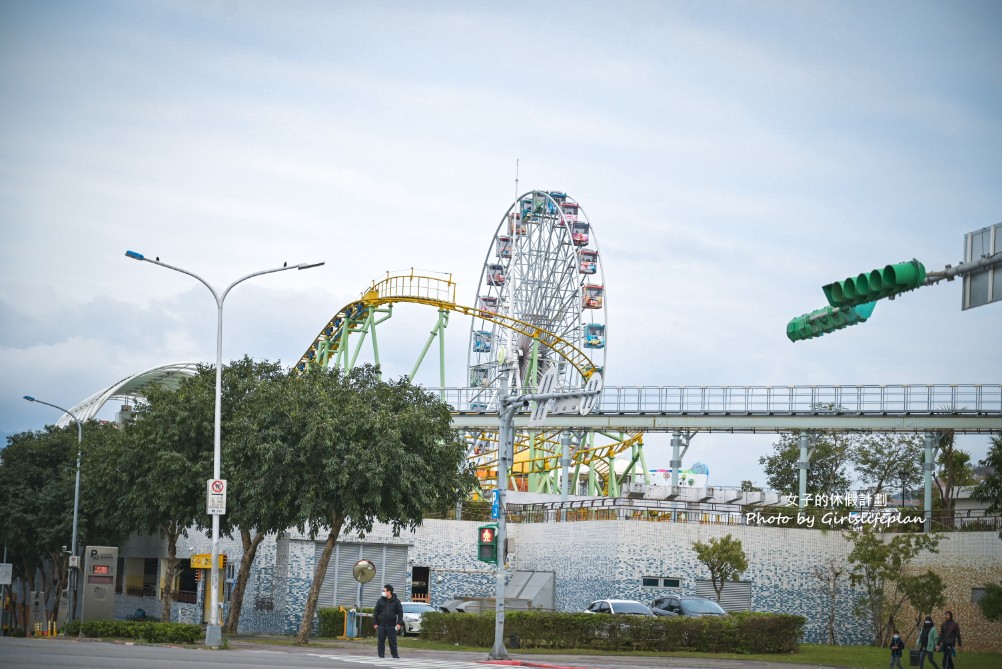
left=373, top=583, right=404, bottom=659
left=938, top=610, right=961, bottom=669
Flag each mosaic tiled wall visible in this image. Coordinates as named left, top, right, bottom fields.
left=112, top=521, right=1002, bottom=650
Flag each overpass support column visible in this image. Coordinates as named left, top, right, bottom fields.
left=923, top=432, right=938, bottom=533
left=670, top=431, right=692, bottom=487
left=798, top=433, right=812, bottom=511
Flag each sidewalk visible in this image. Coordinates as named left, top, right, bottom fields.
left=228, top=637, right=842, bottom=669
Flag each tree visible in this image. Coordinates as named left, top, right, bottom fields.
left=811, top=559, right=845, bottom=644
left=971, top=434, right=1002, bottom=540
left=759, top=431, right=856, bottom=496
left=898, top=570, right=945, bottom=644
left=279, top=365, right=477, bottom=644
left=740, top=480, right=762, bottom=492
left=976, top=582, right=1002, bottom=621
left=846, top=529, right=941, bottom=646
left=119, top=370, right=214, bottom=620
left=0, top=422, right=129, bottom=630
left=217, top=356, right=295, bottom=634
left=932, top=430, right=976, bottom=529
left=852, top=434, right=924, bottom=509
left=691, top=534, right=748, bottom=603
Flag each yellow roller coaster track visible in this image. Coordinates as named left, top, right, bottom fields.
left=296, top=269, right=598, bottom=381
left=295, top=270, right=638, bottom=495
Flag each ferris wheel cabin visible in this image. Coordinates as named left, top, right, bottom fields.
left=472, top=330, right=493, bottom=353
left=486, top=263, right=506, bottom=286
left=496, top=235, right=512, bottom=258
left=571, top=221, right=589, bottom=246
left=579, top=249, right=598, bottom=274
left=508, top=212, right=527, bottom=236
left=478, top=295, right=499, bottom=314
left=561, top=201, right=579, bottom=223
left=582, top=284, right=604, bottom=309
left=584, top=323, right=606, bottom=349
left=470, top=364, right=491, bottom=387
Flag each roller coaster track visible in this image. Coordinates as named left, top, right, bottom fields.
left=296, top=270, right=632, bottom=494
left=296, top=270, right=598, bottom=381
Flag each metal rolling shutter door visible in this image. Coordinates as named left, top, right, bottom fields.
left=693, top=579, right=751, bottom=611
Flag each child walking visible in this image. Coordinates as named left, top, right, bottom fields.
left=889, top=630, right=905, bottom=669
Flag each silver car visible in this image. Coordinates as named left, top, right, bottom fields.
left=583, top=599, right=655, bottom=615
left=401, top=601, right=438, bottom=635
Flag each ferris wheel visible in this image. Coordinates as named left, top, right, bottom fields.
left=467, top=190, right=607, bottom=405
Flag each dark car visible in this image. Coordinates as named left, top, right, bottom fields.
left=650, top=595, right=726, bottom=617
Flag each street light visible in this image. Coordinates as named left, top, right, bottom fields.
left=125, top=250, right=324, bottom=646
left=23, top=395, right=83, bottom=623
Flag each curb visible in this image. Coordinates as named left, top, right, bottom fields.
left=484, top=662, right=599, bottom=669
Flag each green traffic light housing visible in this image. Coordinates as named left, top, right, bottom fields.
left=477, top=523, right=498, bottom=564
left=822, top=259, right=927, bottom=309
left=787, top=302, right=877, bottom=342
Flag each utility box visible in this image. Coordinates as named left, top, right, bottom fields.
left=80, top=546, right=118, bottom=623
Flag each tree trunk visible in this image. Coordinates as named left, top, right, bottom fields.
left=223, top=528, right=264, bottom=634
left=160, top=525, right=180, bottom=622
left=295, top=514, right=344, bottom=645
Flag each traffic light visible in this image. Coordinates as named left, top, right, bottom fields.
left=787, top=302, right=876, bottom=342
left=477, top=524, right=498, bottom=564
left=822, top=260, right=926, bottom=308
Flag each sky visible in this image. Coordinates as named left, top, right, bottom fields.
left=1, top=0, right=1000, bottom=489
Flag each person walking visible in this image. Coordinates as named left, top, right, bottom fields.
left=888, top=630, right=905, bottom=669
left=917, top=616, right=940, bottom=669
left=373, top=583, right=403, bottom=659
left=938, top=610, right=962, bottom=669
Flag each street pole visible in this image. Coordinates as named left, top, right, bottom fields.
left=125, top=251, right=323, bottom=646
left=23, top=396, right=83, bottom=623
left=488, top=367, right=602, bottom=661
left=489, top=364, right=515, bottom=660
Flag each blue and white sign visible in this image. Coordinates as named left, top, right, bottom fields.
left=491, top=489, right=499, bottom=520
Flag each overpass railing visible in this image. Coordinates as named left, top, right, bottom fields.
left=445, top=384, right=1002, bottom=416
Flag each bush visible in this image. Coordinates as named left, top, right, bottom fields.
left=420, top=610, right=805, bottom=654
left=74, top=619, right=201, bottom=644
left=317, top=607, right=375, bottom=638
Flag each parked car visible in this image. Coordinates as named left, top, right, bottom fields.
left=649, top=595, right=727, bottom=617
left=401, top=601, right=438, bottom=635
left=583, top=599, right=655, bottom=616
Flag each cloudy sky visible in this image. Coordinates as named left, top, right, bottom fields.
left=2, top=0, right=1000, bottom=488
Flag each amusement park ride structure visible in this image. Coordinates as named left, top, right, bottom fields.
left=56, top=193, right=1002, bottom=504
left=295, top=190, right=633, bottom=498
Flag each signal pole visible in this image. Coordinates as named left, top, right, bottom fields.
left=488, top=364, right=602, bottom=660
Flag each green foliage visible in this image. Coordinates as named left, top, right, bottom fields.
left=971, top=435, right=1002, bottom=540
left=284, top=365, right=478, bottom=643
left=759, top=431, right=855, bottom=496
left=852, top=434, right=924, bottom=505
left=317, top=607, right=375, bottom=638
left=692, top=534, right=748, bottom=602
left=899, top=570, right=945, bottom=621
left=74, top=619, right=201, bottom=643
left=976, top=582, right=1002, bottom=621
left=418, top=610, right=804, bottom=654
left=846, top=529, right=941, bottom=645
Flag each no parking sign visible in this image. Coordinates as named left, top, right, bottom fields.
left=206, top=479, right=227, bottom=515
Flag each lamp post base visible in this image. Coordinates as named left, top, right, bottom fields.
left=204, top=623, right=222, bottom=647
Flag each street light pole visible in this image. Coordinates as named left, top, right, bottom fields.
left=23, top=396, right=83, bottom=624
left=125, top=250, right=323, bottom=646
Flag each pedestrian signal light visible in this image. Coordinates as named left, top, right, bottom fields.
left=822, top=260, right=926, bottom=308
left=477, top=524, right=498, bottom=564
